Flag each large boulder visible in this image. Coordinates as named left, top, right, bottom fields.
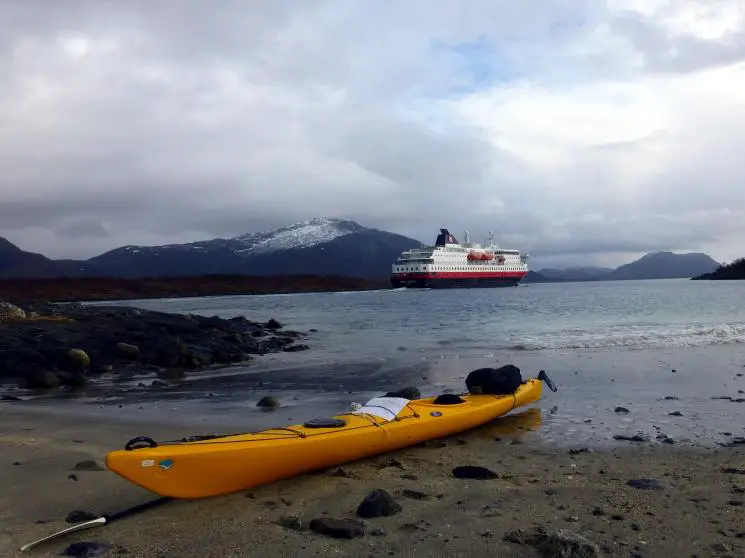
left=65, top=349, right=90, bottom=372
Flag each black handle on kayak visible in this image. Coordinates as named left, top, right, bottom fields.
left=106, top=496, right=171, bottom=522
left=125, top=436, right=158, bottom=451
left=538, top=370, right=558, bottom=392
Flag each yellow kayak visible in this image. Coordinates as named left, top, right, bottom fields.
left=105, top=374, right=552, bottom=499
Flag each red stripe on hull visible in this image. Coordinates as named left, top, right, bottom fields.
left=392, top=272, right=527, bottom=280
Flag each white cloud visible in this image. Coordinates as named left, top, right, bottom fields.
left=0, top=0, right=744, bottom=268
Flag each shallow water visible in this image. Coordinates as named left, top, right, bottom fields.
left=4, top=279, right=745, bottom=449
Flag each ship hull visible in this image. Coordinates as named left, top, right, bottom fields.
left=391, top=273, right=526, bottom=289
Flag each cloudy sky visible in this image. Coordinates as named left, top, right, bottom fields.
left=2, top=0, right=744, bottom=269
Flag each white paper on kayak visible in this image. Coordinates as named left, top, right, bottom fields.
left=351, top=397, right=410, bottom=421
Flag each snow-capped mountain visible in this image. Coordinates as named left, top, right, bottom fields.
left=232, top=218, right=366, bottom=254
left=84, top=217, right=422, bottom=279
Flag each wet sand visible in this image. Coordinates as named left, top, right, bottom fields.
left=2, top=404, right=745, bottom=558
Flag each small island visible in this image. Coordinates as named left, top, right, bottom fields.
left=691, top=257, right=745, bottom=280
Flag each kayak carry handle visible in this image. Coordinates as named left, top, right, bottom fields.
left=537, top=370, right=558, bottom=392
left=125, top=436, right=158, bottom=451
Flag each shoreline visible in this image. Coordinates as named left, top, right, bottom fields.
left=1, top=405, right=744, bottom=558
left=0, top=274, right=392, bottom=305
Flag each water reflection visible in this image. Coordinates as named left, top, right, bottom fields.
left=466, top=407, right=542, bottom=442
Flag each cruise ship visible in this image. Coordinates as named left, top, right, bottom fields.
left=390, top=228, right=529, bottom=289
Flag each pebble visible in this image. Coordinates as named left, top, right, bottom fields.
left=356, top=488, right=402, bottom=518
left=627, top=479, right=664, bottom=490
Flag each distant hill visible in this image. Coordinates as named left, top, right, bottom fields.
left=534, top=251, right=720, bottom=282
left=0, top=237, right=100, bottom=279
left=691, top=257, right=745, bottom=280
left=604, top=251, right=720, bottom=280
left=522, top=270, right=552, bottom=283
left=0, top=218, right=423, bottom=281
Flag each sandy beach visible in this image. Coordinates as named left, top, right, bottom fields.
left=2, top=403, right=744, bottom=558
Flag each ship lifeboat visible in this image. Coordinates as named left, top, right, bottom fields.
left=467, top=252, right=481, bottom=261
left=483, top=252, right=495, bottom=261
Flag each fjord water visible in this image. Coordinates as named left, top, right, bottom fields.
left=39, top=279, right=745, bottom=448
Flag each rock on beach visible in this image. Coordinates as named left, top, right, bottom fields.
left=0, top=300, right=310, bottom=390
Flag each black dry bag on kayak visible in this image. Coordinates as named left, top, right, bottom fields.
left=465, top=364, right=523, bottom=395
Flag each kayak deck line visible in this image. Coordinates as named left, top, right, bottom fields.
left=119, top=391, right=520, bottom=449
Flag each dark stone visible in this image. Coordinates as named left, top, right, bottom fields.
left=613, top=434, right=649, bottom=442
left=256, top=396, right=280, bottom=408
left=452, top=465, right=499, bottom=480
left=569, top=448, right=591, bottom=455
left=61, top=541, right=113, bottom=557
left=0, top=395, right=21, bottom=401
left=668, top=411, right=683, bottom=416
left=309, top=517, right=365, bottom=539
left=356, top=488, right=402, bottom=518
left=265, top=319, right=282, bottom=330
left=614, top=407, right=630, bottom=413
left=114, top=342, right=140, bottom=360
left=627, top=479, right=664, bottom=490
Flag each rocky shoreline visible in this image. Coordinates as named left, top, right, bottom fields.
left=0, top=300, right=310, bottom=392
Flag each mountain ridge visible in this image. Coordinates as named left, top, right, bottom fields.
left=0, top=218, right=423, bottom=281
left=0, top=219, right=724, bottom=284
